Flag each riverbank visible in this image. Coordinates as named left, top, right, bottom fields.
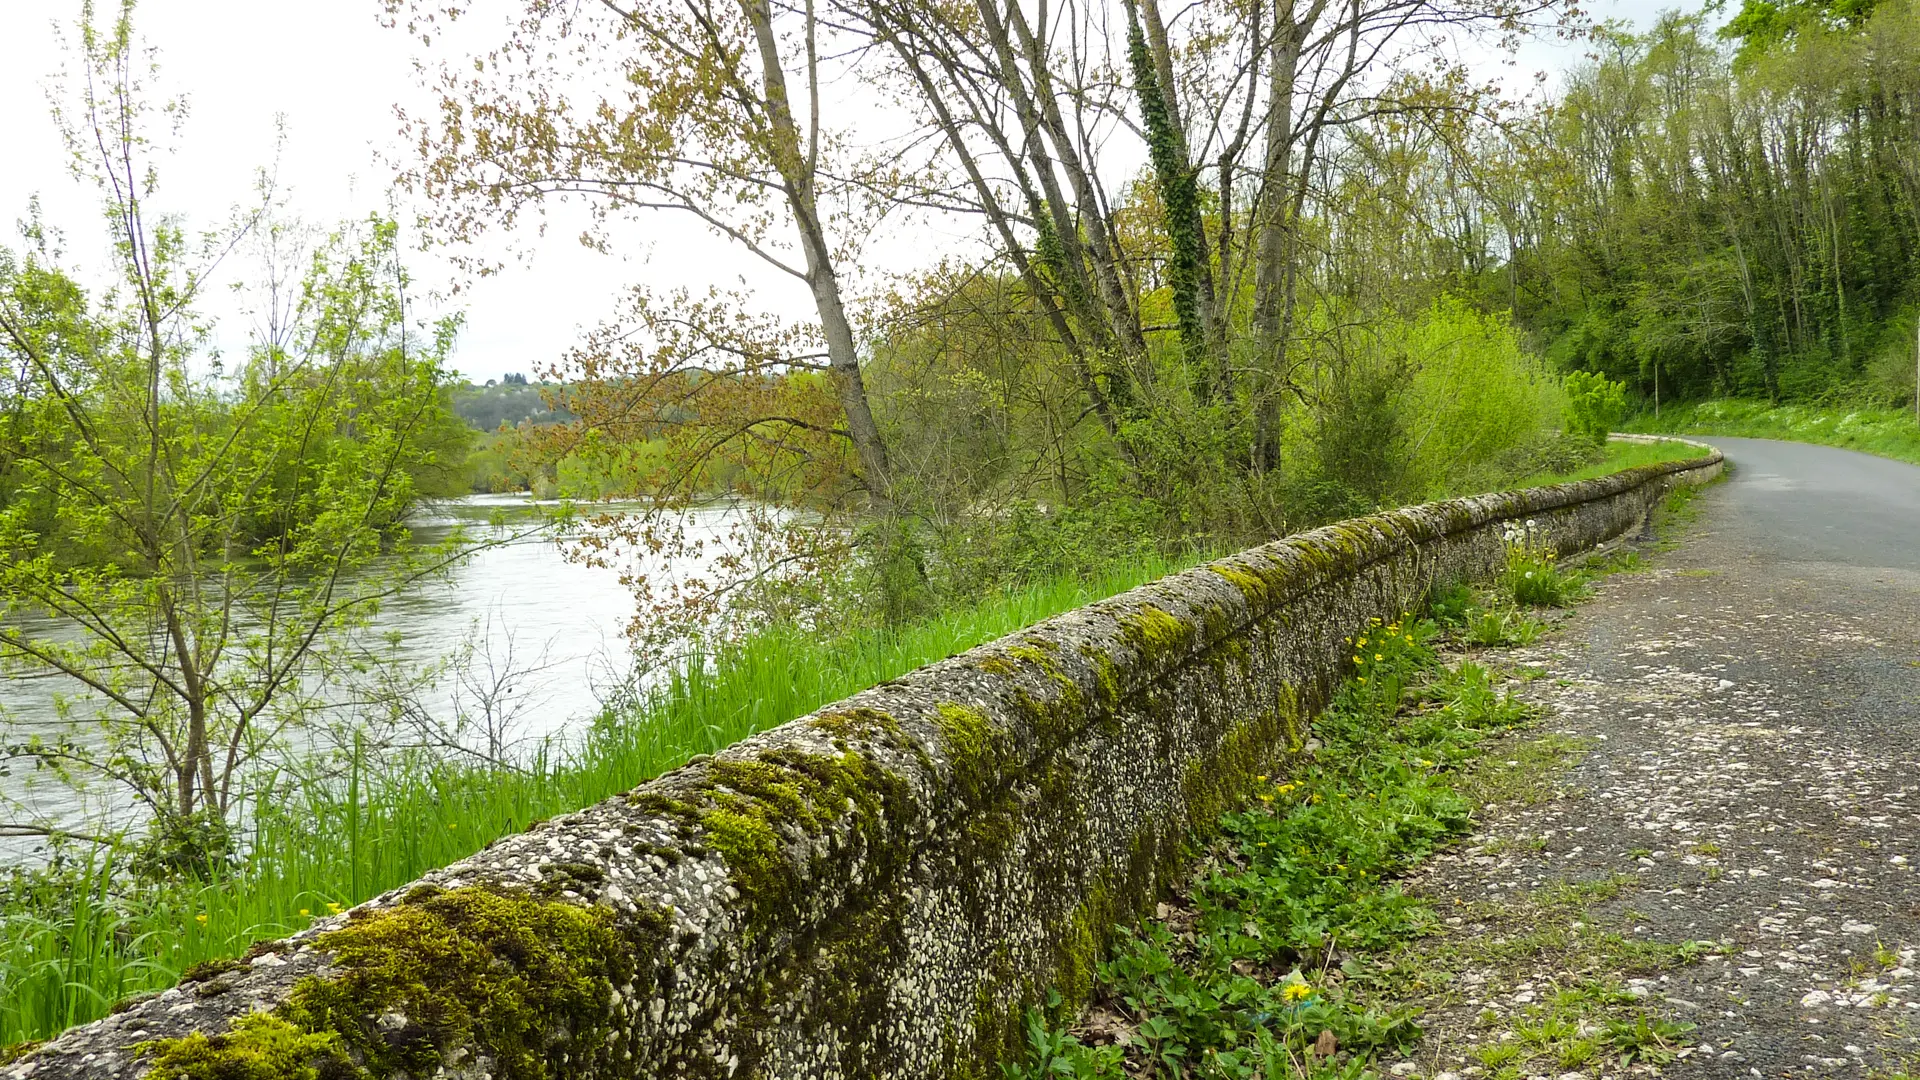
left=0, top=551, right=1193, bottom=1044
left=1624, top=398, right=1920, bottom=467
left=0, top=437, right=1710, bottom=1047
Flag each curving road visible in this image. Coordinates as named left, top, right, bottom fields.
left=1382, top=435, right=1920, bottom=1077
left=1697, top=435, right=1920, bottom=574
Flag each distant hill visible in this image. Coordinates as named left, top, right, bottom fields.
left=449, top=377, right=573, bottom=431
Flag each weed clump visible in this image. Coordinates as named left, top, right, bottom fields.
left=1426, top=581, right=1546, bottom=648
left=1497, top=520, right=1583, bottom=608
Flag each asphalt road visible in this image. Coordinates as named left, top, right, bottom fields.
left=1387, top=435, right=1920, bottom=1077
left=1696, top=436, right=1920, bottom=573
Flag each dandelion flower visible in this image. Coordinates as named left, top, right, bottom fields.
left=1282, top=982, right=1313, bottom=1003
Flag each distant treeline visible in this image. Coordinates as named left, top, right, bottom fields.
left=448, top=375, right=574, bottom=432
left=1483, top=0, right=1920, bottom=406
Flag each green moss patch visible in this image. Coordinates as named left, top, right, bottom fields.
left=139, top=886, right=650, bottom=1080
left=934, top=702, right=1004, bottom=806
left=633, top=746, right=917, bottom=935
left=143, top=1014, right=345, bottom=1080
left=1117, top=604, right=1197, bottom=665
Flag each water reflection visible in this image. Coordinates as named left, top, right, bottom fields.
left=0, top=495, right=758, bottom=861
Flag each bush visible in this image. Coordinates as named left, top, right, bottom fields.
left=1291, top=297, right=1566, bottom=509
left=1564, top=370, right=1628, bottom=444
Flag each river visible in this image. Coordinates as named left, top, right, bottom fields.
left=0, top=495, right=758, bottom=859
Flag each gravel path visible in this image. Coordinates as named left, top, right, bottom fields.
left=1384, top=439, right=1920, bottom=1078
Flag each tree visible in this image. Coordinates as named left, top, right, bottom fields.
left=388, top=0, right=900, bottom=505
left=0, top=7, right=498, bottom=866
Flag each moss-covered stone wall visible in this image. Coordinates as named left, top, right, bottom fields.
left=12, top=448, right=1721, bottom=1080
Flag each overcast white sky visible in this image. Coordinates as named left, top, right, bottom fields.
left=0, top=0, right=1683, bottom=385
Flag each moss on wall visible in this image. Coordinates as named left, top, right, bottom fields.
left=138, top=885, right=662, bottom=1080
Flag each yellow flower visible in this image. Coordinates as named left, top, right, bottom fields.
left=299, top=908, right=310, bottom=918
left=1256, top=775, right=1268, bottom=782
left=327, top=903, right=343, bottom=914
left=1282, top=982, right=1313, bottom=1003
left=195, top=913, right=208, bottom=925
left=1374, top=654, right=1382, bottom=661
left=1352, top=655, right=1362, bottom=664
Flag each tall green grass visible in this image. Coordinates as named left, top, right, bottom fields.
left=0, top=552, right=1196, bottom=1044
left=1624, top=399, right=1920, bottom=466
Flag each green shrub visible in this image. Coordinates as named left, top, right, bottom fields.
left=1425, top=582, right=1476, bottom=625
left=1564, top=371, right=1628, bottom=444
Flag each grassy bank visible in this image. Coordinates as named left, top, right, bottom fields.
left=1623, top=399, right=1920, bottom=466
left=0, top=447, right=1708, bottom=1047
left=0, top=553, right=1197, bottom=1044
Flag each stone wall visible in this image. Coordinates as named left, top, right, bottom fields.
left=12, top=447, right=1722, bottom=1080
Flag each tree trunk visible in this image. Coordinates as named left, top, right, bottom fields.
left=1250, top=5, right=1302, bottom=470
left=741, top=0, right=894, bottom=502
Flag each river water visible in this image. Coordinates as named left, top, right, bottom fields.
left=0, top=495, right=757, bottom=857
